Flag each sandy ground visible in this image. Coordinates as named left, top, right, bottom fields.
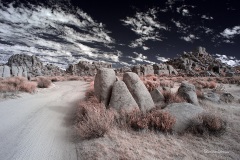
left=0, top=81, right=88, bottom=160
left=76, top=83, right=240, bottom=160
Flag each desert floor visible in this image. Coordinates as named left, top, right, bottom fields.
left=0, top=81, right=239, bottom=160
left=0, top=81, right=88, bottom=160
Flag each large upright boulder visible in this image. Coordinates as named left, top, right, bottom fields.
left=178, top=82, right=199, bottom=106
left=0, top=65, right=11, bottom=78
left=123, top=72, right=155, bottom=112
left=164, top=103, right=204, bottom=133
left=150, top=88, right=165, bottom=108
left=94, top=68, right=116, bottom=106
left=109, top=81, right=139, bottom=112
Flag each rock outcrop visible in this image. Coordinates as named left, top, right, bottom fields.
left=109, top=81, right=139, bottom=112
left=123, top=72, right=155, bottom=112
left=150, top=88, right=165, bottom=108
left=0, top=65, right=11, bottom=78
left=164, top=103, right=204, bottom=133
left=66, top=61, right=112, bottom=76
left=178, top=82, right=199, bottom=106
left=167, top=46, right=235, bottom=77
left=94, top=68, right=116, bottom=106
left=6, top=54, right=64, bottom=78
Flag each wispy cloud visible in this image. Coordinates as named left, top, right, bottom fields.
left=0, top=2, right=119, bottom=68
left=128, top=52, right=155, bottom=64
left=122, top=8, right=167, bottom=50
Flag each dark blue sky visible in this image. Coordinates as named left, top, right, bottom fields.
left=0, top=0, right=239, bottom=68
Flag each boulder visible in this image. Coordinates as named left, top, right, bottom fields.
left=178, top=82, right=199, bottom=105
left=150, top=88, right=165, bottom=108
left=220, top=92, right=234, bottom=103
left=154, top=70, right=169, bottom=75
left=94, top=68, right=116, bottom=106
left=109, top=81, right=139, bottom=112
left=164, top=103, right=204, bottom=133
left=203, top=91, right=220, bottom=103
left=167, top=65, right=178, bottom=75
left=0, top=65, right=11, bottom=78
left=123, top=72, right=155, bottom=112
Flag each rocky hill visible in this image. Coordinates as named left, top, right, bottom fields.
left=1, top=54, right=64, bottom=78
left=166, top=47, right=237, bottom=77
left=1, top=47, right=239, bottom=78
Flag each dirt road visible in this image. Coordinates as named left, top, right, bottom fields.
left=0, top=81, right=88, bottom=160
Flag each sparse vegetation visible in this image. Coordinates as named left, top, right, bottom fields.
left=188, top=113, right=227, bottom=136
left=75, top=101, right=114, bottom=139
left=162, top=91, right=186, bottom=104
left=0, top=77, right=37, bottom=93
left=36, top=76, right=52, bottom=88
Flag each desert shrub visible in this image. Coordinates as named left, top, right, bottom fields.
left=196, top=89, right=204, bottom=99
left=49, top=76, right=66, bottom=82
left=162, top=91, right=186, bottom=104
left=187, top=113, right=227, bottom=136
left=66, top=76, right=83, bottom=81
left=75, top=101, right=114, bottom=139
left=116, top=109, right=175, bottom=132
left=85, top=81, right=95, bottom=100
left=0, top=77, right=37, bottom=93
left=160, top=80, right=174, bottom=88
left=144, top=80, right=159, bottom=91
left=146, top=110, right=176, bottom=132
left=37, top=77, right=52, bottom=88
left=19, top=81, right=37, bottom=93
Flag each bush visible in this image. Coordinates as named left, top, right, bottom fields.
left=117, top=109, right=176, bottom=132
left=0, top=77, right=37, bottom=93
left=187, top=113, right=227, bottom=136
left=75, top=101, right=114, bottom=139
left=162, top=91, right=186, bottom=104
left=37, top=77, right=52, bottom=88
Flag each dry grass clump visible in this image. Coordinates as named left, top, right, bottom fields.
left=116, top=109, right=176, bottom=132
left=141, top=75, right=160, bottom=91
left=162, top=91, right=186, bottom=105
left=196, top=89, right=204, bottom=99
left=66, top=76, right=83, bottom=81
left=85, top=81, right=95, bottom=100
left=0, top=77, right=37, bottom=93
left=75, top=101, right=114, bottom=139
left=49, top=76, right=66, bottom=82
left=36, top=76, right=52, bottom=88
left=188, top=113, right=227, bottom=136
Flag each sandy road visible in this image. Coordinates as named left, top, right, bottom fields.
left=0, top=81, right=88, bottom=160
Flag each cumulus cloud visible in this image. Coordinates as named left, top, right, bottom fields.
left=215, top=54, right=240, bottom=66
left=122, top=8, right=167, bottom=50
left=221, top=26, right=240, bottom=39
left=0, top=2, right=119, bottom=68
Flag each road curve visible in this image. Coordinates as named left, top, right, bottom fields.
left=0, top=81, right=89, bottom=160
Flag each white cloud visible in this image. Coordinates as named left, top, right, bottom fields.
left=221, top=26, right=240, bottom=39
left=215, top=54, right=240, bottom=66
left=181, top=34, right=199, bottom=42
left=201, top=15, right=213, bottom=20
left=182, top=9, right=190, bottom=16
left=0, top=3, right=120, bottom=68
left=128, top=52, right=155, bottom=64
left=143, top=46, right=150, bottom=50
left=156, top=56, right=169, bottom=62
left=122, top=8, right=167, bottom=50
